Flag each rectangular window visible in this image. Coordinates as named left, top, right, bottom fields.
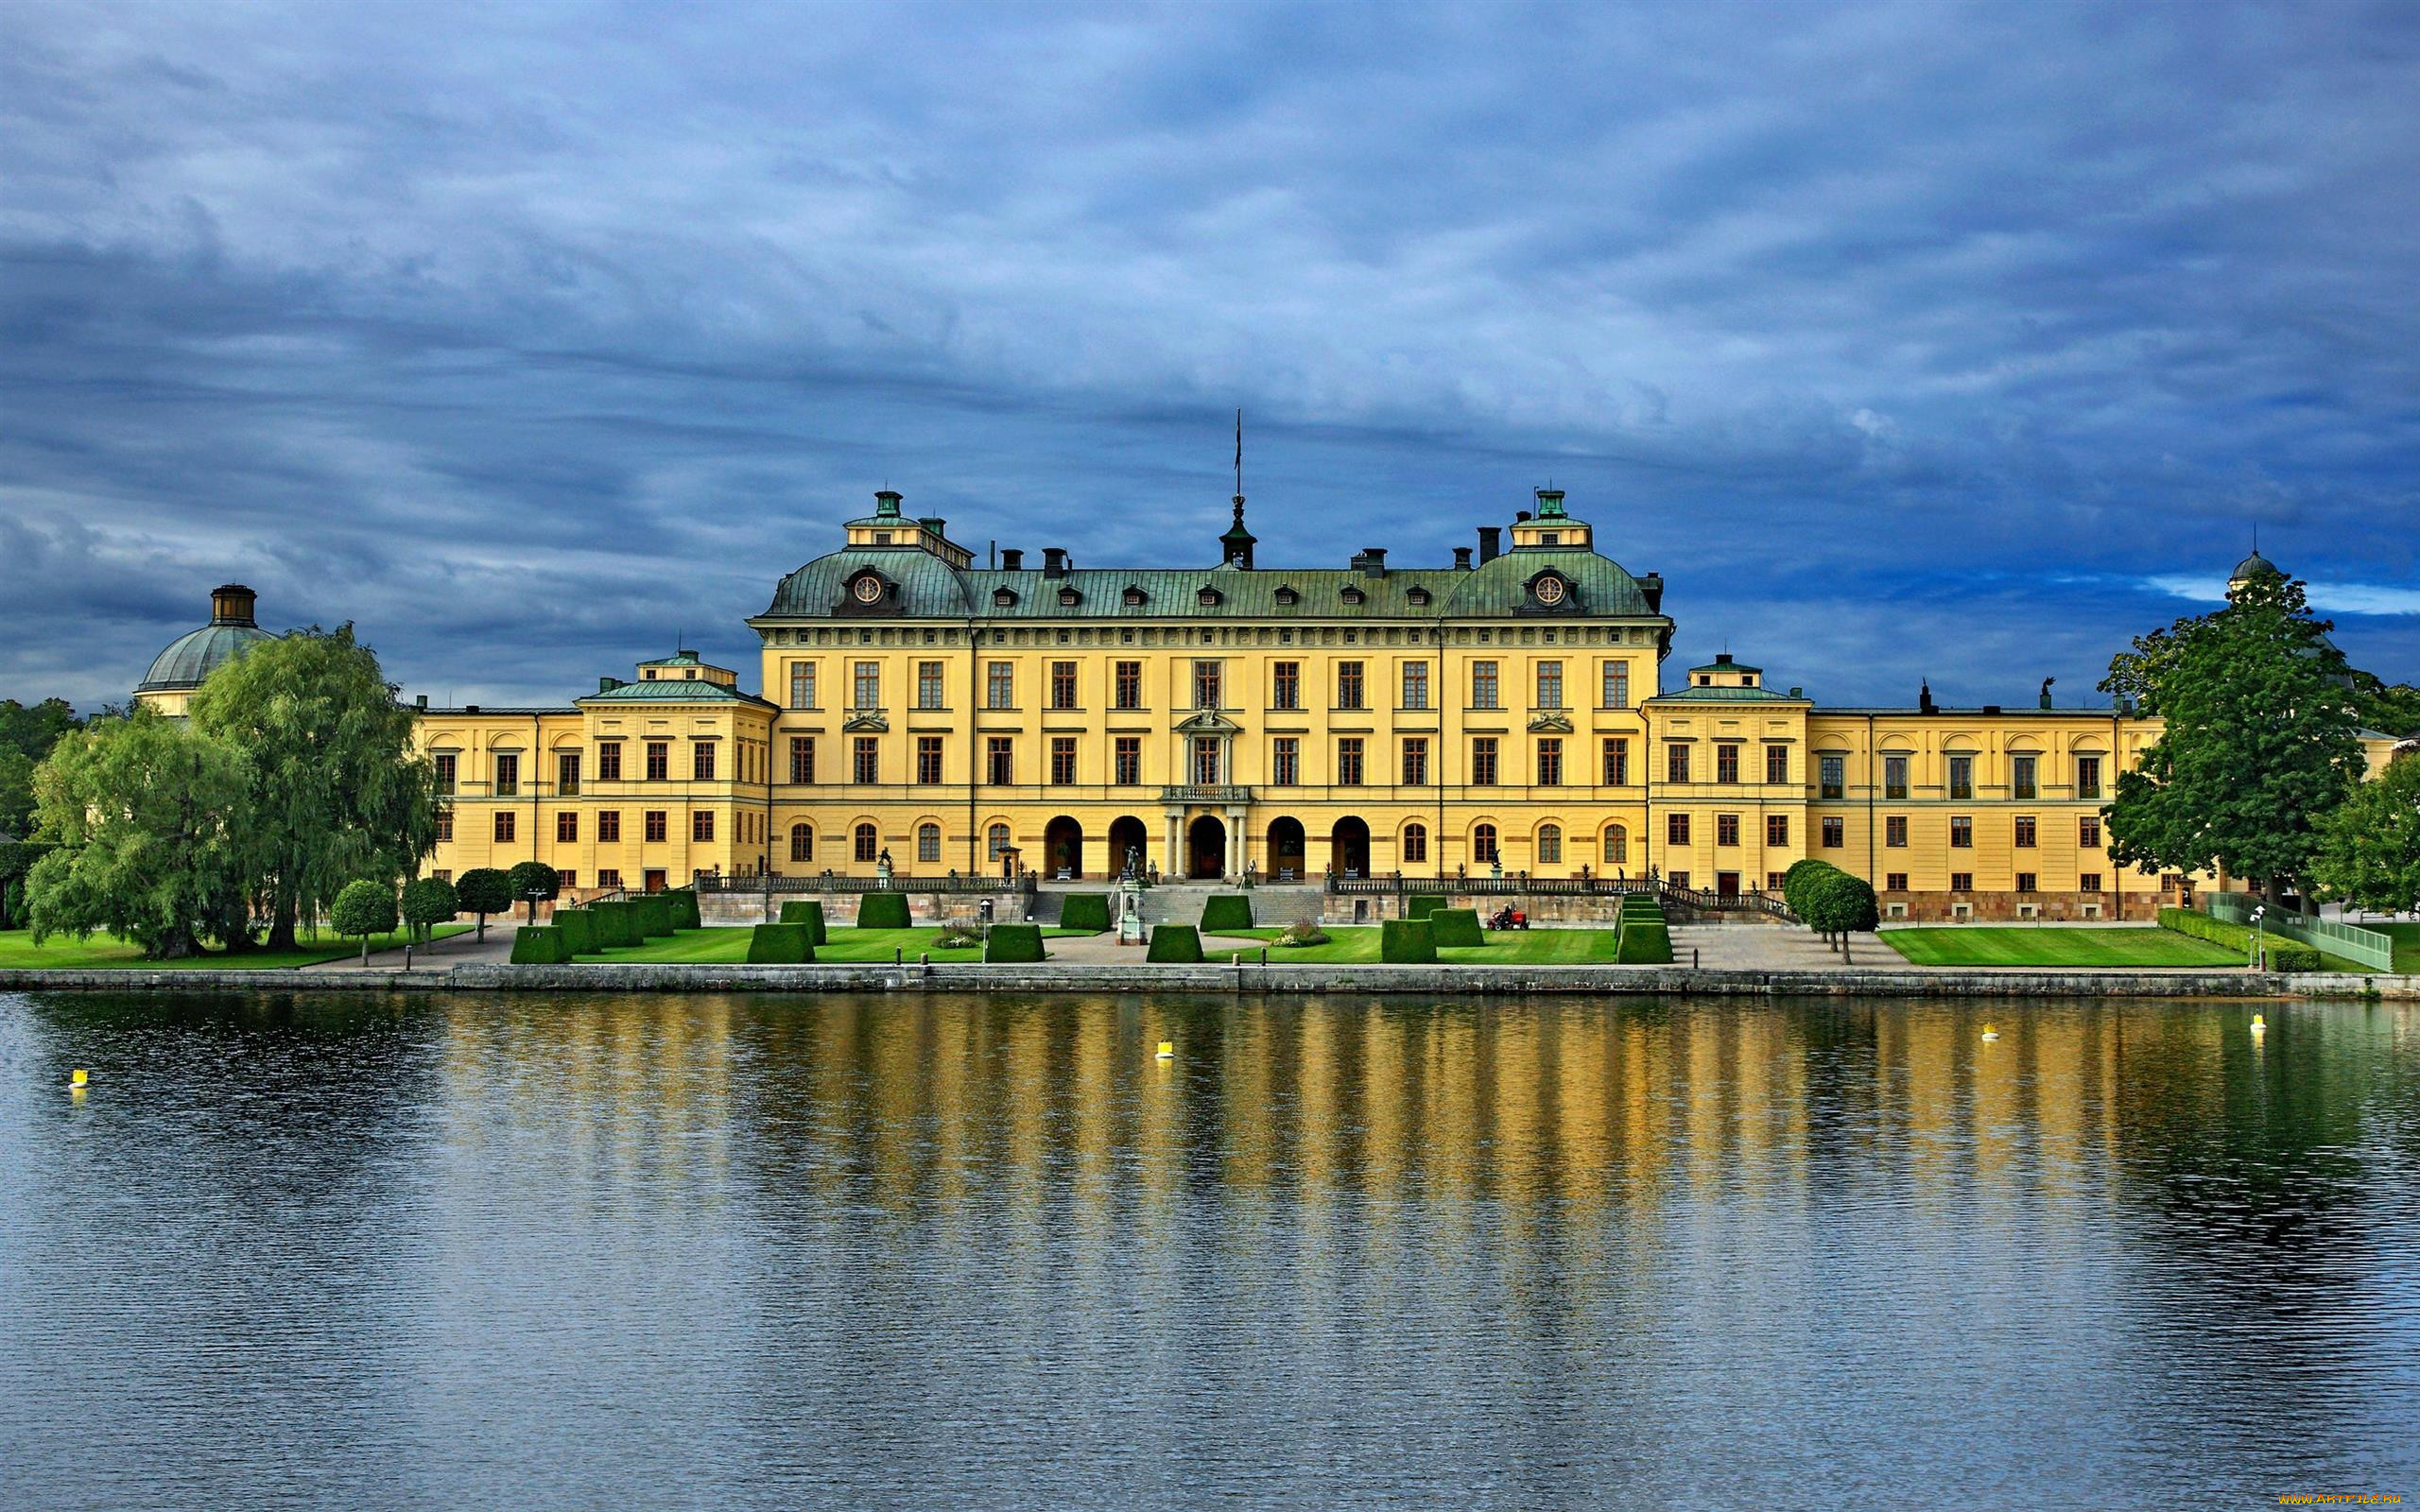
left=1401, top=736, right=1428, bottom=786
left=646, top=742, right=668, bottom=782
left=436, top=809, right=453, bottom=842
left=693, top=811, right=714, bottom=843
left=596, top=868, right=620, bottom=889
left=494, top=810, right=516, bottom=843
left=435, top=752, right=457, bottom=795
left=1883, top=755, right=1908, bottom=800
left=1536, top=737, right=1563, bottom=786
left=916, top=735, right=943, bottom=785
left=919, top=826, right=942, bottom=864
left=1667, top=744, right=1691, bottom=783
left=1334, top=737, right=1366, bottom=786
left=1951, top=816, right=1974, bottom=848
left=557, top=811, right=578, bottom=843
left=1049, top=736, right=1077, bottom=785
left=1535, top=661, right=1563, bottom=710
left=1193, top=660, right=1221, bottom=711
left=986, top=736, right=1013, bottom=785
left=1886, top=815, right=1908, bottom=848
left=2076, top=755, right=2103, bottom=802
left=596, top=742, right=621, bottom=782
left=494, top=753, right=520, bottom=798
left=1765, top=745, right=1788, bottom=785
left=2013, top=755, right=2038, bottom=801
left=1602, top=661, right=1630, bottom=710
left=2015, top=815, right=2037, bottom=849
left=2081, top=871, right=2102, bottom=892
left=1271, top=737, right=1299, bottom=786
left=1716, top=813, right=1739, bottom=847
left=1190, top=737, right=1219, bottom=785
left=1474, top=828, right=1500, bottom=864
left=1270, top=662, right=1300, bottom=711
left=853, top=661, right=880, bottom=710
left=1715, top=743, right=1739, bottom=784
left=1115, top=661, right=1144, bottom=711
left=644, top=810, right=667, bottom=843
left=1602, top=737, right=1630, bottom=786
left=1886, top=872, right=1909, bottom=892
left=598, top=811, right=620, bottom=843
left=854, top=737, right=878, bottom=785
left=557, top=870, right=576, bottom=891
left=1951, top=871, right=1973, bottom=893
left=1820, top=754, right=1845, bottom=800
left=1114, top=737, right=1141, bottom=786
left=2079, top=815, right=2102, bottom=848
left=1336, top=661, right=1364, bottom=710
left=1404, top=826, right=1427, bottom=864
left=1471, top=661, right=1498, bottom=710
left=693, top=743, right=716, bottom=782
left=1822, top=816, right=1844, bottom=849
left=789, top=662, right=817, bottom=709
left=1948, top=754, right=1974, bottom=800
left=916, top=661, right=944, bottom=710
left=1668, top=870, right=1690, bottom=891
left=1471, top=736, right=1498, bottom=786
left=788, top=737, right=815, bottom=785
left=1668, top=813, right=1690, bottom=846
left=1401, top=662, right=1429, bottom=711
left=986, top=662, right=1014, bottom=710
left=1767, top=815, right=1789, bottom=847
left=2015, top=871, right=2037, bottom=894
left=1048, top=661, right=1078, bottom=711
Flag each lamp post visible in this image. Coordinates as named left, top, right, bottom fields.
left=2250, top=903, right=2266, bottom=971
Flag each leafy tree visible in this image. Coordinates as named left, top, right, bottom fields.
left=188, top=626, right=441, bottom=949
left=2352, top=672, right=2420, bottom=737
left=456, top=868, right=512, bottom=939
left=2104, top=569, right=2366, bottom=910
left=0, top=696, right=83, bottom=837
left=329, top=878, right=399, bottom=965
left=2310, top=756, right=2420, bottom=916
left=400, top=875, right=460, bottom=942
left=507, top=860, right=561, bottom=922
left=23, top=709, right=251, bottom=958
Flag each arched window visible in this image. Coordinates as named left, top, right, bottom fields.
left=988, top=823, right=1011, bottom=861
left=1402, top=822, right=1427, bottom=865
left=1602, top=824, right=1627, bottom=866
left=1473, top=823, right=1498, bottom=864
left=789, top=823, right=814, bottom=863
left=854, top=822, right=877, bottom=862
left=1538, top=823, right=1562, bottom=865
left=918, top=822, right=941, bottom=864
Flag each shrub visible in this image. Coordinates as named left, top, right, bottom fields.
left=666, top=889, right=701, bottom=930
left=510, top=925, right=572, bottom=965
left=779, top=900, right=829, bottom=942
left=1199, top=894, right=1253, bottom=933
left=589, top=901, right=645, bottom=948
left=746, top=923, right=816, bottom=963
left=507, top=860, right=561, bottom=921
left=551, top=907, right=598, bottom=957
left=0, top=842, right=58, bottom=931
left=329, top=879, right=398, bottom=962
left=1428, top=907, right=1485, bottom=948
left=856, top=891, right=912, bottom=929
left=934, top=923, right=984, bottom=950
left=1380, top=918, right=1438, bottom=964
left=456, top=868, right=512, bottom=939
left=2159, top=907, right=2323, bottom=971
left=1147, top=923, right=1204, bottom=962
left=1405, top=894, right=1448, bottom=919
left=1058, top=893, right=1113, bottom=932
left=400, top=875, right=459, bottom=942
left=633, top=894, right=675, bottom=937
left=1616, top=919, right=1673, bottom=964
left=984, top=923, right=1046, bottom=962
left=1277, top=920, right=1330, bottom=947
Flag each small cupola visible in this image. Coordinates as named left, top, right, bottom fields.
left=1508, top=487, right=1593, bottom=551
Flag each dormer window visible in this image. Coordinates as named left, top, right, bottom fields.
left=1198, top=586, right=1221, bottom=607
left=1744, top=675, right=1756, bottom=686
left=643, top=669, right=656, bottom=679
left=1407, top=586, right=1431, bottom=606
left=1340, top=586, right=1365, bottom=605
left=1539, top=531, right=1560, bottom=545
left=1273, top=584, right=1299, bottom=607
left=1058, top=587, right=1080, bottom=607
left=1122, top=585, right=1147, bottom=607
left=994, top=587, right=1019, bottom=608
left=1699, top=675, right=1712, bottom=686
left=872, top=531, right=891, bottom=545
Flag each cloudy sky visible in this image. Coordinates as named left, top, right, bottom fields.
left=5, top=0, right=2416, bottom=713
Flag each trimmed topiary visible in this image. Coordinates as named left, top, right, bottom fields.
left=666, top=889, right=701, bottom=930
left=1380, top=918, right=1437, bottom=963
left=1615, top=919, right=1673, bottom=964
left=551, top=907, right=599, bottom=957
left=510, top=925, right=572, bottom=965
left=746, top=923, right=816, bottom=963
left=779, top=899, right=829, bottom=943
left=1199, top=894, right=1253, bottom=933
left=1146, top=923, right=1204, bottom=963
left=856, top=891, right=912, bottom=929
left=983, top=923, right=1046, bottom=962
left=1058, top=893, right=1113, bottom=933
left=590, top=900, right=644, bottom=948
left=1428, top=907, right=1485, bottom=948
left=633, top=894, right=675, bottom=937
left=1405, top=893, right=1448, bottom=919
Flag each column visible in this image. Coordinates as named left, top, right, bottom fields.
left=1227, top=805, right=1247, bottom=878
left=1165, top=810, right=1184, bottom=878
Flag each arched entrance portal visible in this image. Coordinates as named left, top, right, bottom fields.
left=1043, top=816, right=1084, bottom=880
left=1108, top=816, right=1150, bottom=878
left=1187, top=815, right=1228, bottom=880
left=1329, top=816, right=1371, bottom=879
left=1266, top=816, right=1306, bottom=881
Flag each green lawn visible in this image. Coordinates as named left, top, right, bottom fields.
left=1879, top=926, right=2243, bottom=969
left=2372, top=921, right=2420, bottom=973
left=0, top=924, right=469, bottom=970
left=1202, top=925, right=1626, bottom=966
left=585, top=925, right=1096, bottom=964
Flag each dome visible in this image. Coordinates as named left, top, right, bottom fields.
left=2230, top=550, right=2280, bottom=583
left=133, top=584, right=272, bottom=695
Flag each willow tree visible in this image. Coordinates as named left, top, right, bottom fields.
left=189, top=626, right=441, bottom=949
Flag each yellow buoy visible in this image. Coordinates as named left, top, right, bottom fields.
left=69, top=1068, right=89, bottom=1089
left=1154, top=1041, right=1174, bottom=1060
left=2251, top=1013, right=2267, bottom=1033
left=1980, top=1024, right=1999, bottom=1041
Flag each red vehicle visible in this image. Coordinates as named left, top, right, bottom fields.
left=1486, top=906, right=1530, bottom=931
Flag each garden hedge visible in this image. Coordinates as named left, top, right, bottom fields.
left=857, top=891, right=912, bottom=929
left=1428, top=907, right=1485, bottom=948
left=777, top=900, right=829, bottom=943
left=633, top=894, right=676, bottom=937
left=1199, top=894, right=1253, bottom=933
left=1616, top=919, right=1673, bottom=964
left=1058, top=893, right=1113, bottom=933
left=666, top=889, right=701, bottom=930
left=746, top=923, right=816, bottom=963
left=589, top=901, right=645, bottom=948
left=551, top=907, right=599, bottom=957
left=2158, top=906, right=2322, bottom=971
left=1380, top=918, right=1438, bottom=964
left=1405, top=894, right=1448, bottom=920
left=510, top=926, right=572, bottom=965
left=983, top=923, right=1046, bottom=963
left=1146, top=923, right=1204, bottom=963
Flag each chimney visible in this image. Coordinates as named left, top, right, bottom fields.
left=1478, top=526, right=1501, bottom=564
left=210, top=583, right=258, bottom=627
left=415, top=694, right=428, bottom=711
left=1453, top=546, right=1473, bottom=571
left=464, top=704, right=480, bottom=714
left=2039, top=677, right=2056, bottom=710
left=1042, top=547, right=1068, bottom=579
left=599, top=677, right=622, bottom=694
left=1919, top=679, right=1937, bottom=714
left=1980, top=703, right=2002, bottom=715
left=1516, top=509, right=1533, bottom=523
left=1000, top=548, right=1025, bottom=572
left=1639, top=573, right=1664, bottom=613
left=1360, top=547, right=1388, bottom=578
left=1714, top=653, right=1734, bottom=666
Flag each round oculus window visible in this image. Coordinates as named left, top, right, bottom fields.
left=1534, top=576, right=1566, bottom=606
left=852, top=576, right=884, bottom=603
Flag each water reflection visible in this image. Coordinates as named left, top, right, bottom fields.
left=3, top=991, right=2415, bottom=1508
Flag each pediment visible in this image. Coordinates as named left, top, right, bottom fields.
left=842, top=710, right=890, bottom=733
left=1527, top=712, right=1575, bottom=734
left=1173, top=711, right=1244, bottom=735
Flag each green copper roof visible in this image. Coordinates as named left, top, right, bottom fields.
left=637, top=650, right=703, bottom=667
left=1647, top=684, right=1806, bottom=703
left=579, top=679, right=774, bottom=707
left=135, top=622, right=275, bottom=693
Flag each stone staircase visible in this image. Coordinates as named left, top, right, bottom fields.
left=1133, top=882, right=1324, bottom=928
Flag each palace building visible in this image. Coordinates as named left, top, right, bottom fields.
left=135, top=493, right=2404, bottom=920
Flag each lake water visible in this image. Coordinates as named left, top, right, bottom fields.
left=3, top=990, right=2416, bottom=1509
